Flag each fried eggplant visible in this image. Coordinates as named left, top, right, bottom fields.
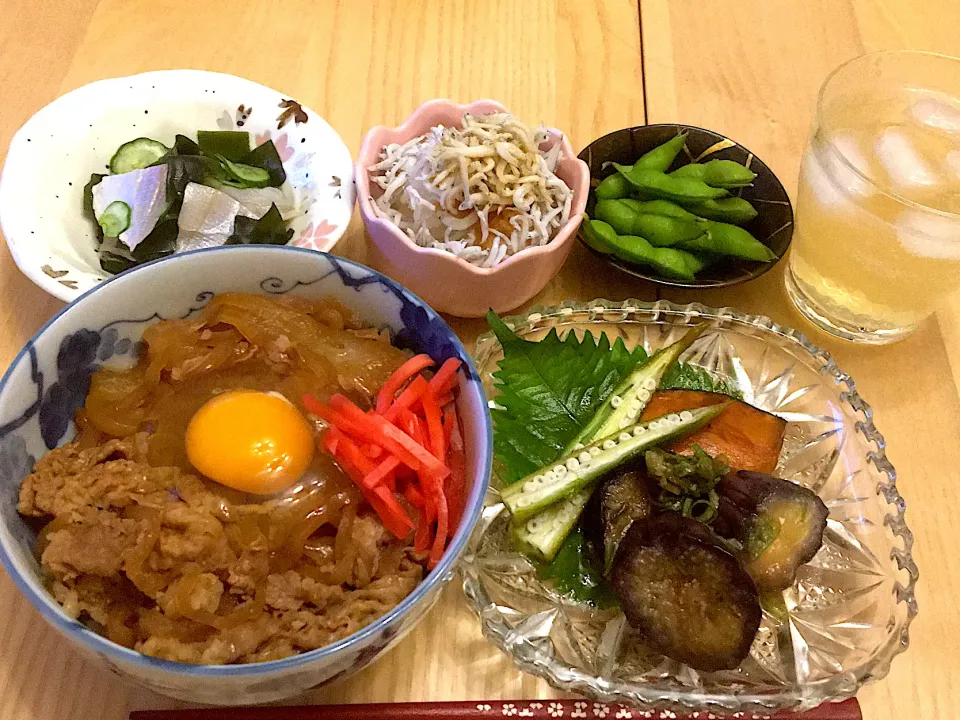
left=716, top=470, right=829, bottom=592
left=610, top=512, right=761, bottom=671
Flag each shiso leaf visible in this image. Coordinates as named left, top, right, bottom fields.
left=487, top=311, right=641, bottom=485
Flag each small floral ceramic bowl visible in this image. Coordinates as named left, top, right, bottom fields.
left=0, top=245, right=492, bottom=704
left=0, top=70, right=356, bottom=303
left=356, top=99, right=589, bottom=318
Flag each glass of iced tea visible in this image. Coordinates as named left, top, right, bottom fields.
left=786, top=51, right=960, bottom=344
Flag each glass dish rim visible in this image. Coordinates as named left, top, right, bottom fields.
left=461, top=297, right=919, bottom=712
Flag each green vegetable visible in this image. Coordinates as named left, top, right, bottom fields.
left=242, top=139, right=287, bottom=187
left=688, top=197, right=758, bottom=224
left=632, top=133, right=688, bottom=172
left=594, top=173, right=632, bottom=200
left=96, top=201, right=131, bottom=237
left=226, top=204, right=294, bottom=246
left=173, top=134, right=202, bottom=155
left=570, top=323, right=707, bottom=448
left=682, top=220, right=777, bottom=262
left=109, top=138, right=170, bottom=174
left=197, top=130, right=251, bottom=162
left=487, top=313, right=737, bottom=561
left=486, top=310, right=643, bottom=484
left=614, top=166, right=728, bottom=203
left=646, top=445, right=729, bottom=524
left=512, top=489, right=594, bottom=561
left=537, top=528, right=617, bottom=606
left=682, top=251, right=712, bottom=275
left=646, top=445, right=730, bottom=497
left=594, top=199, right=704, bottom=247
left=619, top=198, right=697, bottom=221
left=512, top=324, right=704, bottom=560
left=671, top=159, right=757, bottom=189
left=515, top=323, right=706, bottom=560
left=218, top=155, right=271, bottom=188
left=162, top=154, right=224, bottom=202
left=581, top=217, right=617, bottom=254
left=661, top=362, right=742, bottom=398
left=605, top=234, right=697, bottom=281
left=501, top=404, right=728, bottom=521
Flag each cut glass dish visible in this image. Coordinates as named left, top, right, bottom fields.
left=461, top=299, right=917, bottom=713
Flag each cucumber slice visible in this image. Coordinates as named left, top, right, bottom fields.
left=569, top=323, right=707, bottom=448
left=109, top=138, right=169, bottom=175
left=502, top=403, right=728, bottom=522
left=97, top=201, right=131, bottom=237
left=218, top=155, right=271, bottom=188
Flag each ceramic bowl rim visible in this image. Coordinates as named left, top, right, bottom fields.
left=0, top=69, right=356, bottom=303
left=355, top=97, right=589, bottom=276
left=0, top=244, right=492, bottom=677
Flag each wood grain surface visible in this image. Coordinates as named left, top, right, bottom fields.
left=0, top=1, right=957, bottom=718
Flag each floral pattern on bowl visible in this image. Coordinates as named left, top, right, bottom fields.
left=0, top=246, right=491, bottom=705
left=0, top=70, right=356, bottom=302
left=462, top=299, right=917, bottom=714
left=355, top=99, right=589, bottom=318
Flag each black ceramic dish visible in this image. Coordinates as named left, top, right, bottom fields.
left=577, top=124, right=794, bottom=289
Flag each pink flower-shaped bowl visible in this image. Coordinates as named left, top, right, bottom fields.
left=356, top=99, right=589, bottom=318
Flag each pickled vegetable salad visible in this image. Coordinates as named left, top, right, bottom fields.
left=488, top=313, right=827, bottom=672
left=82, top=131, right=297, bottom=274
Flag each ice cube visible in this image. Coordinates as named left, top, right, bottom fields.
left=801, top=132, right=874, bottom=207
left=910, top=97, right=960, bottom=134
left=895, top=209, right=960, bottom=260
left=876, top=127, right=939, bottom=188
left=946, top=150, right=960, bottom=181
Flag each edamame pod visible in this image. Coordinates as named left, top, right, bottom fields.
left=681, top=220, right=777, bottom=262
left=671, top=159, right=757, bottom=188
left=595, top=199, right=704, bottom=247
left=595, top=173, right=633, bottom=200
left=613, top=166, right=729, bottom=203
left=619, top=199, right=698, bottom=221
left=581, top=216, right=619, bottom=254
left=682, top=251, right=712, bottom=275
left=633, top=133, right=688, bottom=172
left=687, top=197, right=759, bottom=224
left=606, top=234, right=697, bottom=281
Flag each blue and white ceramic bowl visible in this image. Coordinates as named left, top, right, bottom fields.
left=0, top=245, right=492, bottom=705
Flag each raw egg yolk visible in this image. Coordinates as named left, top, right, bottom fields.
left=185, top=390, right=315, bottom=495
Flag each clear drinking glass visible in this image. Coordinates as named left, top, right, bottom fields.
left=786, top=51, right=960, bottom=343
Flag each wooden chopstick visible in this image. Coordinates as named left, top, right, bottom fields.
left=131, top=697, right=862, bottom=720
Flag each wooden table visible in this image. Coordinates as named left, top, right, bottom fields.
left=1, top=1, right=958, bottom=717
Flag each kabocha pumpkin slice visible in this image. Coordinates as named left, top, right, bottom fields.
left=639, top=390, right=786, bottom=473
